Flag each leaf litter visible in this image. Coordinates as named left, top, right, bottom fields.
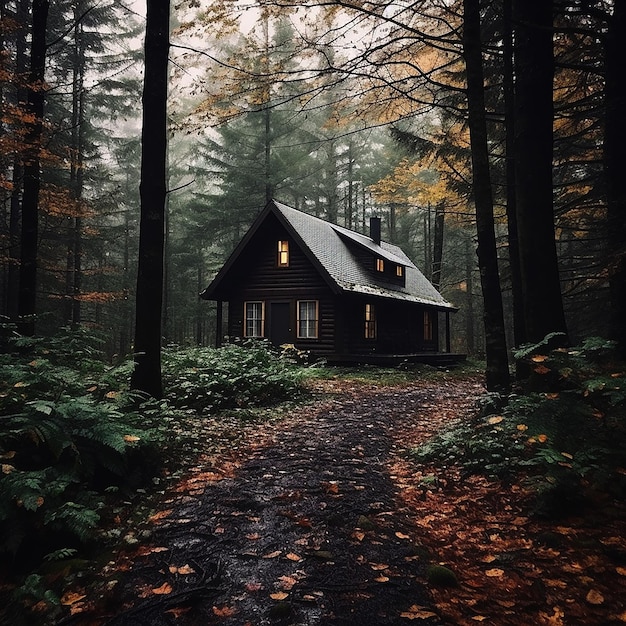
left=60, top=373, right=626, bottom=625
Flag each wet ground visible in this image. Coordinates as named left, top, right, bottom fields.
left=79, top=379, right=480, bottom=626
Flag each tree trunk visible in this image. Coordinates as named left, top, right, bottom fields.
left=5, top=0, right=28, bottom=321
left=502, top=0, right=525, bottom=351
left=512, top=0, right=568, bottom=346
left=604, top=2, right=626, bottom=359
left=17, top=0, right=49, bottom=336
left=130, top=0, right=170, bottom=398
left=431, top=202, right=444, bottom=291
left=462, top=0, right=510, bottom=391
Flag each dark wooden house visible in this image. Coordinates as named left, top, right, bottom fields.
left=201, top=200, right=460, bottom=364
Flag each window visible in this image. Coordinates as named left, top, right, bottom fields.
left=424, top=310, right=434, bottom=341
left=244, top=301, right=265, bottom=337
left=297, top=300, right=319, bottom=338
left=396, top=265, right=404, bottom=278
left=277, top=240, right=289, bottom=267
left=365, top=303, right=377, bottom=339
left=376, top=258, right=384, bottom=272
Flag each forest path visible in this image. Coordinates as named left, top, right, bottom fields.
left=80, top=374, right=483, bottom=625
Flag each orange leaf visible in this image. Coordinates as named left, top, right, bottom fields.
left=537, top=434, right=549, bottom=443
left=370, top=563, right=389, bottom=571
left=533, top=364, right=551, bottom=375
left=374, top=575, right=390, bottom=582
left=286, top=552, right=302, bottom=562
left=270, top=592, right=289, bottom=600
left=152, top=582, right=172, bottom=595
left=400, top=604, right=438, bottom=619
left=487, top=415, right=503, bottom=425
left=485, top=568, right=504, bottom=577
left=531, top=354, right=548, bottom=362
left=61, top=592, right=86, bottom=606
left=395, top=532, right=410, bottom=539
left=586, top=589, right=604, bottom=605
left=124, top=435, right=140, bottom=442
left=165, top=606, right=192, bottom=617
left=212, top=605, right=236, bottom=617
left=262, top=550, right=282, bottom=559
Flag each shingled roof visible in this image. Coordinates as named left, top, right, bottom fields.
left=202, top=200, right=455, bottom=311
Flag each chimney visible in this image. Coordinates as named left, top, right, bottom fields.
left=370, top=216, right=381, bottom=245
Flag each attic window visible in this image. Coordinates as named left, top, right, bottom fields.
left=364, top=303, right=377, bottom=339
left=396, top=265, right=404, bottom=277
left=376, top=258, right=384, bottom=272
left=277, top=240, right=289, bottom=267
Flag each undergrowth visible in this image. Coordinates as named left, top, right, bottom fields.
left=0, top=329, right=305, bottom=624
left=411, top=336, right=626, bottom=517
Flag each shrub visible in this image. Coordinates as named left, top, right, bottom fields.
left=161, top=340, right=304, bottom=413
left=410, top=336, right=626, bottom=514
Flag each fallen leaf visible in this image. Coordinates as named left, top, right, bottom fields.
left=61, top=592, right=86, bottom=606
left=278, top=575, right=298, bottom=590
left=169, top=564, right=195, bottom=575
left=395, top=531, right=411, bottom=539
left=586, top=589, right=604, bottom=605
left=531, top=354, right=548, bottom=362
left=374, top=575, right=390, bottom=582
left=245, top=582, right=263, bottom=592
left=123, top=435, right=140, bottom=442
left=616, top=567, right=626, bottom=576
left=537, top=434, right=549, bottom=443
left=263, top=550, right=282, bottom=559
left=353, top=531, right=366, bottom=541
left=471, top=617, right=487, bottom=622
left=400, top=604, right=438, bottom=619
left=152, top=582, right=172, bottom=595
left=270, top=592, right=289, bottom=600
left=487, top=415, right=503, bottom=425
left=533, top=364, right=551, bottom=374
left=165, top=607, right=192, bottom=617
left=286, top=552, right=303, bottom=562
left=212, top=605, right=236, bottom=617
left=245, top=533, right=261, bottom=540
left=485, top=568, right=504, bottom=577
left=370, top=563, right=389, bottom=571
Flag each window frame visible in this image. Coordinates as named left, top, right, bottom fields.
left=364, top=303, right=377, bottom=340
left=244, top=301, right=265, bottom=338
left=297, top=300, right=319, bottom=339
left=423, top=310, right=434, bottom=342
left=277, top=240, right=290, bottom=267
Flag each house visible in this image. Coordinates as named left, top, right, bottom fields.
left=200, top=200, right=461, bottom=365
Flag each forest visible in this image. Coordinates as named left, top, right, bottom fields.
left=1, top=0, right=626, bottom=624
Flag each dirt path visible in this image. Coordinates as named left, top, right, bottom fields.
left=73, top=376, right=483, bottom=625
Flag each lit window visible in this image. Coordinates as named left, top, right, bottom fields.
left=244, top=301, right=265, bottom=337
left=365, top=303, right=377, bottom=339
left=376, top=258, right=384, bottom=272
left=424, top=311, right=433, bottom=341
left=396, top=265, right=404, bottom=277
left=297, top=300, right=319, bottom=338
left=278, top=240, right=289, bottom=267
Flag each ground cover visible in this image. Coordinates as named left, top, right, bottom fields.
left=51, top=367, right=626, bottom=625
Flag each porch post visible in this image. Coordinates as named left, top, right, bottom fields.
left=445, top=311, right=451, bottom=353
left=216, top=300, right=223, bottom=348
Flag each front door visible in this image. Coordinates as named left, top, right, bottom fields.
left=269, top=302, right=292, bottom=346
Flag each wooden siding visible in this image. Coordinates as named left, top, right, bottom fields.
left=337, top=295, right=439, bottom=355
left=221, top=214, right=337, bottom=354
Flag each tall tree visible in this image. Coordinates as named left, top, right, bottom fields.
left=462, top=0, right=510, bottom=391
left=512, top=0, right=568, bottom=345
left=603, top=1, right=626, bottom=359
left=17, top=0, right=49, bottom=336
left=130, top=0, right=170, bottom=398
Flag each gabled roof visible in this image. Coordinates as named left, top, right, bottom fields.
left=202, top=200, right=455, bottom=311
